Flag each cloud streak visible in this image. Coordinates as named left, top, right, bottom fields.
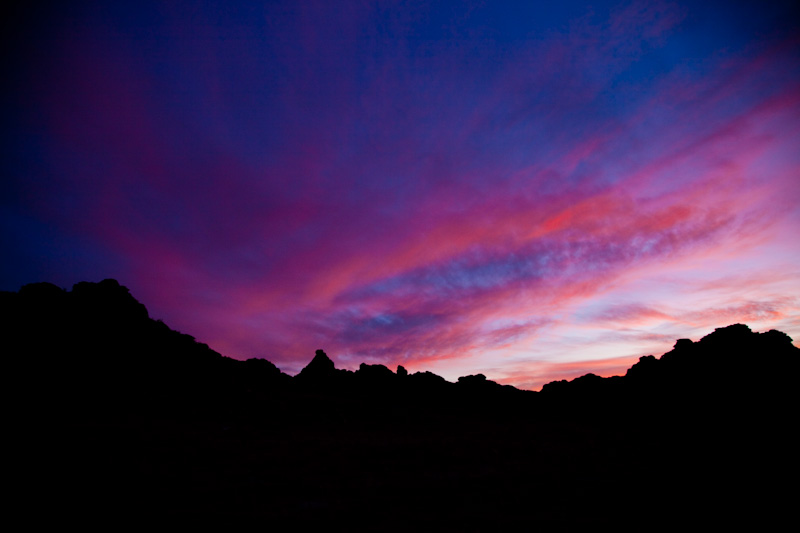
left=4, top=1, right=799, bottom=388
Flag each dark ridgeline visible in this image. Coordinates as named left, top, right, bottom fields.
left=5, top=280, right=798, bottom=529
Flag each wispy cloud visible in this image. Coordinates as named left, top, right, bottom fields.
left=5, top=1, right=799, bottom=388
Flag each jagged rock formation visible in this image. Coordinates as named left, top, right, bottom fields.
left=5, top=280, right=797, bottom=529
left=296, top=349, right=337, bottom=379
left=539, top=322, right=799, bottom=419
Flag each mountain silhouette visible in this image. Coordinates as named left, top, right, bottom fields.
left=5, top=280, right=797, bottom=529
left=298, top=349, right=337, bottom=378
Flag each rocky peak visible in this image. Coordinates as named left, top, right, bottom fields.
left=296, top=349, right=336, bottom=381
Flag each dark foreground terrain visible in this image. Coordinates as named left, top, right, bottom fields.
left=5, top=280, right=798, bottom=529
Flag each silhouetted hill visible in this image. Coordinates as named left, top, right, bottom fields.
left=5, top=280, right=797, bottom=529
left=540, top=323, right=799, bottom=422
left=6, top=279, right=294, bottom=425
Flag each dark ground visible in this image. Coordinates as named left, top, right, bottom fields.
left=6, top=280, right=798, bottom=529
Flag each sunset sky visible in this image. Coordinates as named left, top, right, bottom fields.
left=3, top=1, right=799, bottom=389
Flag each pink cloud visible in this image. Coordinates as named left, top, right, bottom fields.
left=494, top=354, right=644, bottom=392
left=20, top=4, right=799, bottom=388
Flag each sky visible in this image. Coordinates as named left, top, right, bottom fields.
left=3, top=1, right=799, bottom=389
